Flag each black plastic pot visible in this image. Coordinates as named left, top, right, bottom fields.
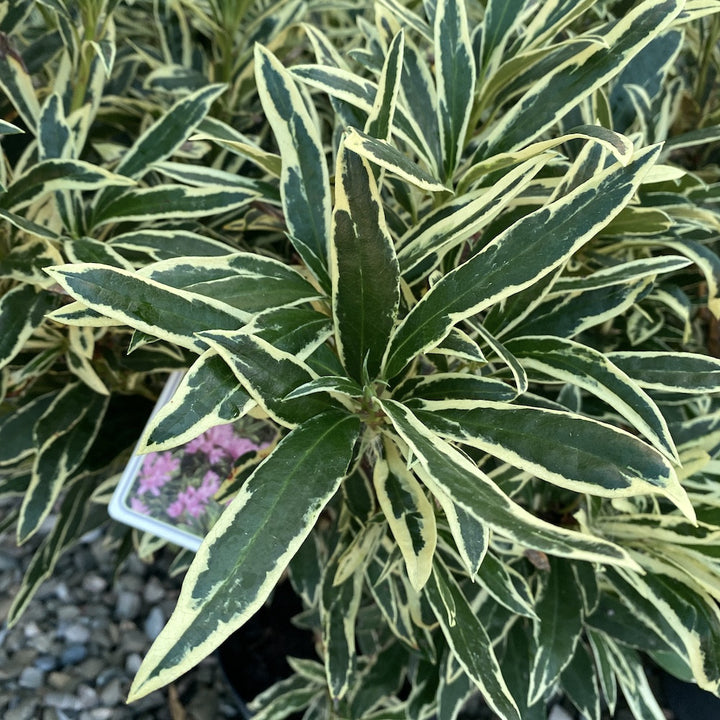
left=217, top=582, right=316, bottom=719
left=660, top=669, right=720, bottom=720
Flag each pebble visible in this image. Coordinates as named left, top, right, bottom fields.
left=5, top=699, right=39, bottom=720
left=0, top=497, right=242, bottom=720
left=82, top=574, right=107, bottom=594
left=114, top=590, right=141, bottom=620
left=99, top=677, right=124, bottom=706
left=125, top=652, right=143, bottom=675
left=142, top=576, right=166, bottom=604
left=60, top=643, right=88, bottom=667
left=35, top=655, right=59, bottom=672
left=143, top=605, right=165, bottom=640
left=18, top=666, right=45, bottom=689
left=62, top=622, right=91, bottom=644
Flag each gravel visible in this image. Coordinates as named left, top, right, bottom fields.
left=0, top=498, right=242, bottom=720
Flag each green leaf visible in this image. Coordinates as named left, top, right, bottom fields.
left=138, top=253, right=322, bottom=313
left=365, top=30, right=404, bottom=141
left=379, top=399, right=637, bottom=566
left=375, top=438, right=437, bottom=591
left=0, top=285, right=57, bottom=370
left=0, top=391, right=57, bottom=467
left=199, top=330, right=336, bottom=428
left=417, top=402, right=691, bottom=516
left=560, top=642, right=601, bottom=720
left=255, top=45, right=331, bottom=290
left=343, top=128, right=447, bottom=193
left=141, top=352, right=253, bottom=452
left=383, top=145, right=662, bottom=379
left=127, top=409, right=361, bottom=701
left=425, top=558, right=520, bottom=720
left=18, top=391, right=108, bottom=543
left=91, top=185, right=257, bottom=228
left=435, top=0, right=475, bottom=178
left=45, top=263, right=248, bottom=353
left=478, top=0, right=683, bottom=156
left=331, top=143, right=400, bottom=381
left=506, top=335, right=679, bottom=463
left=108, top=229, right=233, bottom=261
left=0, top=159, right=134, bottom=211
left=528, top=557, right=585, bottom=704
left=607, top=351, right=720, bottom=395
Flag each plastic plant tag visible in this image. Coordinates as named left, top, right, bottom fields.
left=109, top=372, right=277, bottom=551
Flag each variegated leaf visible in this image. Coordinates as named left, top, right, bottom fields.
left=0, top=391, right=57, bottom=467
left=365, top=30, right=404, bottom=141
left=331, top=142, right=400, bottom=381
left=435, top=0, right=475, bottom=178
left=198, top=330, right=335, bottom=428
left=18, top=390, right=108, bottom=543
left=478, top=0, right=683, bottom=156
left=91, top=185, right=257, bottom=228
left=528, top=557, right=585, bottom=705
left=417, top=402, right=692, bottom=517
left=45, top=263, right=248, bottom=352
left=426, top=558, right=520, bottom=720
left=374, top=438, right=437, bottom=591
left=137, top=253, right=322, bottom=313
left=382, top=146, right=662, bottom=379
left=255, top=45, right=332, bottom=290
left=108, top=229, right=232, bottom=261
left=0, top=159, right=134, bottom=211
left=141, top=352, right=254, bottom=452
left=506, top=336, right=679, bottom=463
left=343, top=128, right=447, bottom=192
left=379, top=399, right=637, bottom=566
left=398, top=156, right=547, bottom=276
left=0, top=285, right=57, bottom=370
left=127, top=409, right=361, bottom=701
left=607, top=351, right=720, bottom=394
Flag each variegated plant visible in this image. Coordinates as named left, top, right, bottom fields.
left=0, top=0, right=309, bottom=619
left=5, top=0, right=720, bottom=718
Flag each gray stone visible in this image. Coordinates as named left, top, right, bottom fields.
left=60, top=643, right=88, bottom=666
left=142, top=576, right=165, bottom=604
left=22, top=620, right=41, bottom=639
left=44, top=692, right=85, bottom=711
left=57, top=605, right=81, bottom=621
left=62, top=622, right=91, bottom=644
left=120, top=626, right=148, bottom=654
left=88, top=709, right=114, bottom=720
left=18, top=666, right=45, bottom=689
left=82, top=574, right=107, bottom=594
left=99, top=677, right=124, bottom=706
left=125, top=652, right=142, bottom=675
left=35, top=654, right=59, bottom=672
left=5, top=698, right=39, bottom=720
left=114, top=590, right=141, bottom=620
left=75, top=657, right=106, bottom=681
left=47, top=671, right=77, bottom=690
left=54, top=581, right=71, bottom=602
left=77, top=683, right=99, bottom=708
left=143, top=605, right=165, bottom=640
